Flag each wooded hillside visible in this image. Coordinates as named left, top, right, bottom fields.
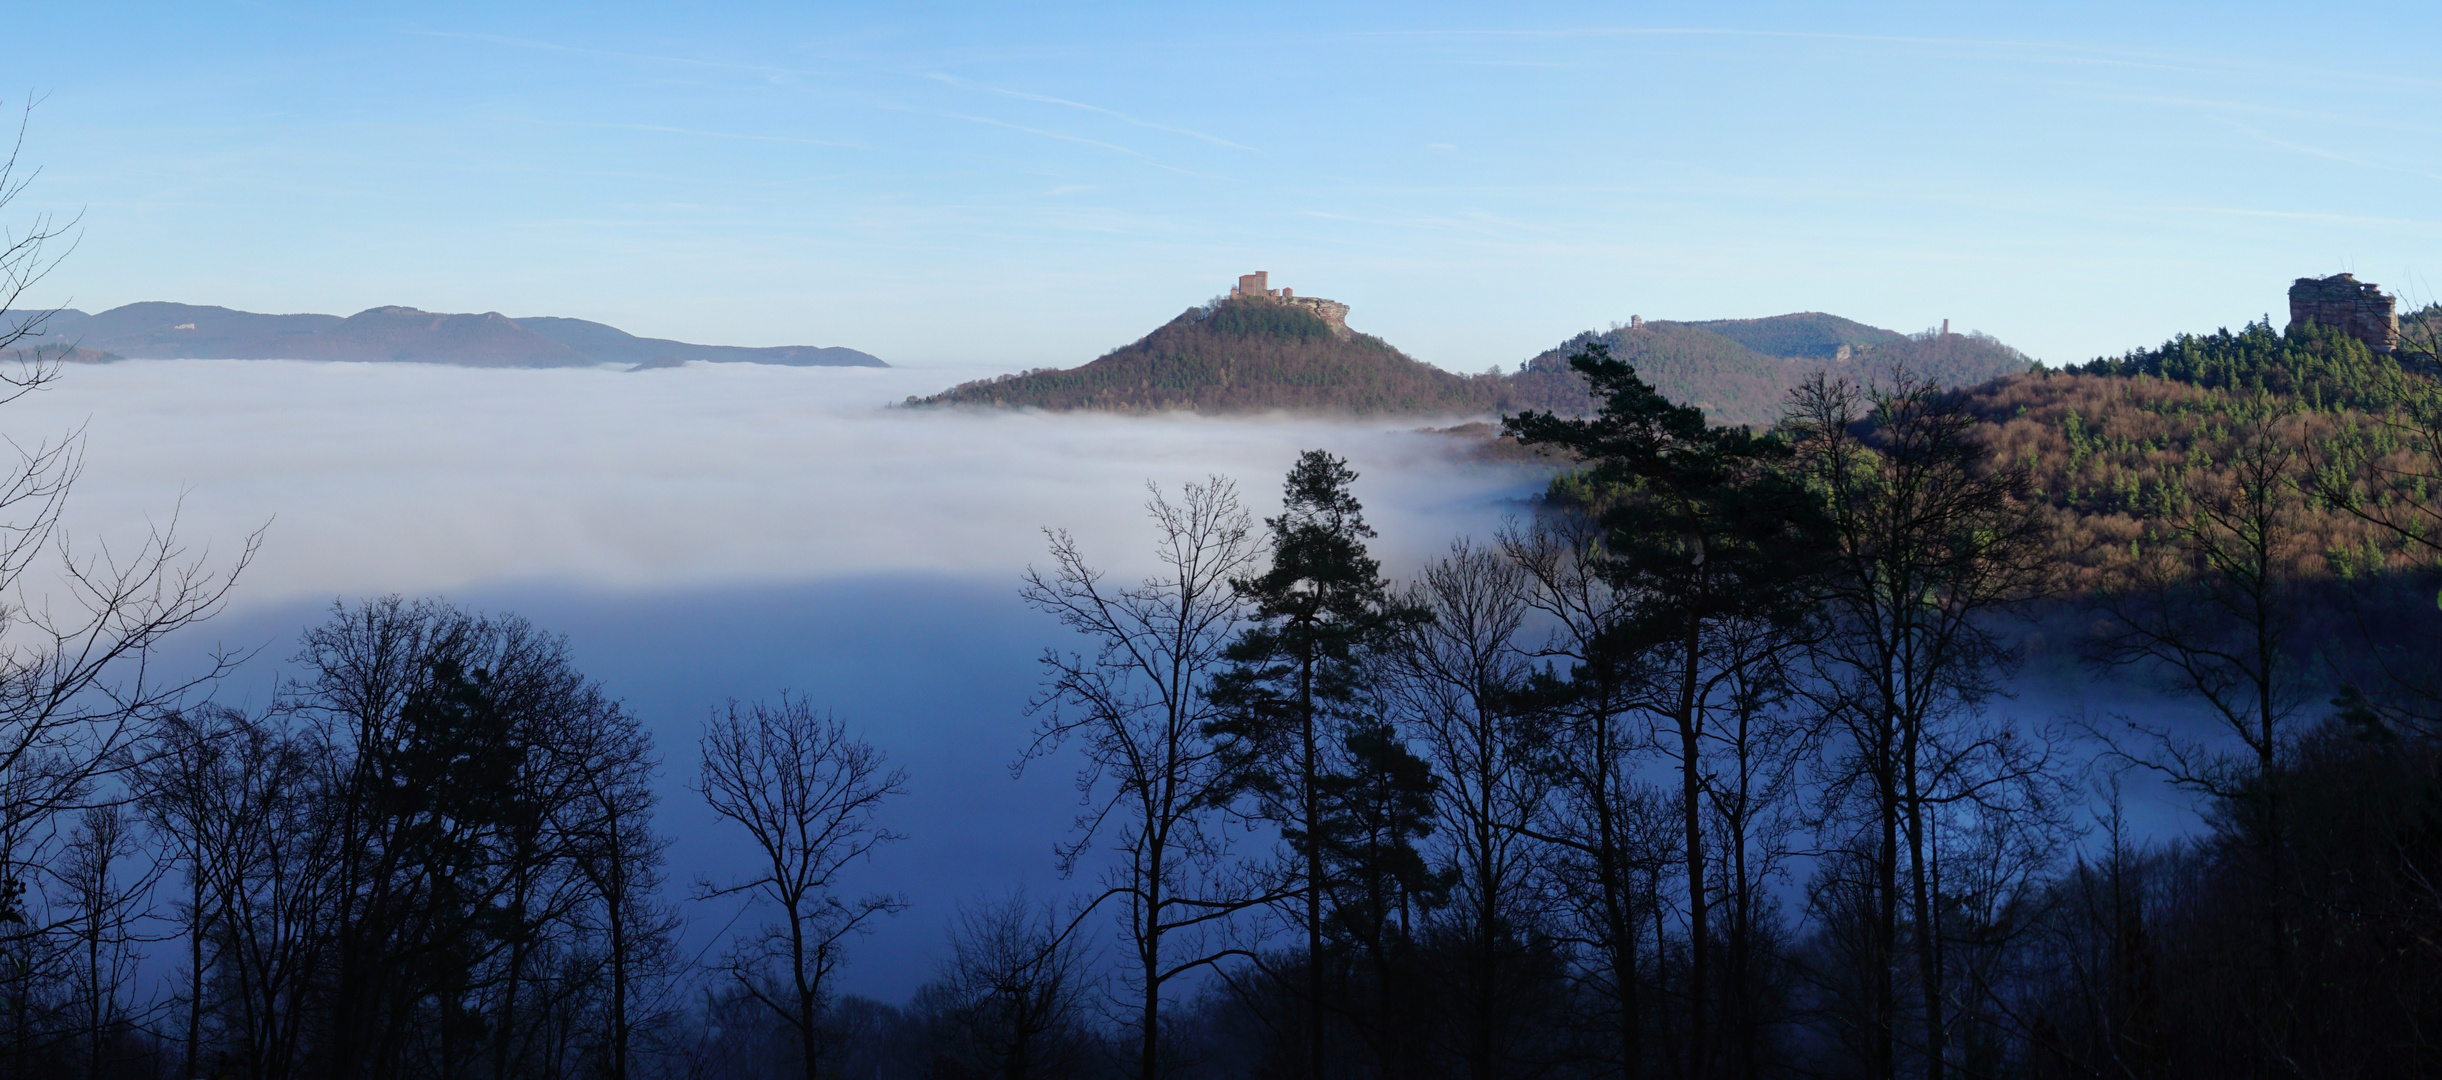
left=912, top=298, right=2034, bottom=424
left=1523, top=315, right=2034, bottom=426
left=913, top=299, right=1514, bottom=415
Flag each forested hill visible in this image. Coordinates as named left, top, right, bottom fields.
left=909, top=299, right=2034, bottom=423
left=0, top=303, right=886, bottom=369
left=1516, top=313, right=2035, bottom=427
left=912, top=298, right=1520, bottom=415
left=1964, top=318, right=2438, bottom=591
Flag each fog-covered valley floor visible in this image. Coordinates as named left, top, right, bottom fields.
left=7, top=357, right=2220, bottom=1003
left=13, top=358, right=1567, bottom=999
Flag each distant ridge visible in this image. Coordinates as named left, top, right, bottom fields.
left=911, top=286, right=2032, bottom=424
left=1526, top=313, right=2033, bottom=427
left=0, top=303, right=885, bottom=369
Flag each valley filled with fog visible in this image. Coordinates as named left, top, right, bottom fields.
left=18, top=357, right=2222, bottom=1006
left=12, top=358, right=1571, bottom=998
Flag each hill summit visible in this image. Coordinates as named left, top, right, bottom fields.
left=910, top=277, right=2035, bottom=423
left=914, top=284, right=1557, bottom=416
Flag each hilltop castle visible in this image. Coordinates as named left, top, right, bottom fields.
left=2289, top=273, right=2399, bottom=354
left=1230, top=272, right=1352, bottom=340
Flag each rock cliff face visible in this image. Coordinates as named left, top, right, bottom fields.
left=2288, top=273, right=2398, bottom=354
left=1282, top=296, right=1351, bottom=339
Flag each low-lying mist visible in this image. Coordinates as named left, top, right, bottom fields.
left=17, top=358, right=2221, bottom=1005
left=16, top=358, right=1549, bottom=998
left=30, top=359, right=1544, bottom=598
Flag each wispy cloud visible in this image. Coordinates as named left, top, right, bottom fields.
left=2208, top=117, right=2442, bottom=182
left=921, top=73, right=1259, bottom=152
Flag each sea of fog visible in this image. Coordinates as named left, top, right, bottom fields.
left=9, top=358, right=2209, bottom=1001
left=8, top=357, right=1559, bottom=999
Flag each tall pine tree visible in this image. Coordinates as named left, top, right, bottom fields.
left=1208, top=450, right=1428, bottom=1080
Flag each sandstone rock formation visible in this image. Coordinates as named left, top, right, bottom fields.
left=2288, top=273, right=2398, bottom=354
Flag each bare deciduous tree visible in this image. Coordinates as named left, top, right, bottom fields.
left=699, top=694, right=907, bottom=1080
left=186, top=707, right=324, bottom=1080
left=1788, top=371, right=2056, bottom=1080
left=129, top=706, right=241, bottom=1080
left=2084, top=394, right=2323, bottom=1058
left=0, top=99, right=253, bottom=1080
left=1021, top=477, right=1266, bottom=1080
left=1384, top=537, right=1547, bottom=1079
left=1503, top=513, right=1662, bottom=1080
left=0, top=97, right=80, bottom=367
left=569, top=728, right=672, bottom=1080
left=929, top=891, right=1094, bottom=1080
left=55, top=805, right=147, bottom=1080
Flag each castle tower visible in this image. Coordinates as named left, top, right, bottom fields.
left=1221, top=272, right=1352, bottom=339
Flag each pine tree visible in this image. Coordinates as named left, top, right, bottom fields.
left=1508, top=344, right=1827, bottom=1079
left=1207, top=450, right=1426, bottom=1080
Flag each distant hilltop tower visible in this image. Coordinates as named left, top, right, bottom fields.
left=1233, top=271, right=1278, bottom=299
left=2288, top=273, right=2399, bottom=354
left=1227, top=271, right=1352, bottom=340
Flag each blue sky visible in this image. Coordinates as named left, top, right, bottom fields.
left=13, top=1, right=2442, bottom=371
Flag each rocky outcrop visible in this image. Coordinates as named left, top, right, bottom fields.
left=1283, top=296, right=1351, bottom=340
left=2288, top=273, right=2398, bottom=354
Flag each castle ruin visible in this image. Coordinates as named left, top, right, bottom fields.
left=1229, top=271, right=1352, bottom=340
left=2288, top=273, right=2399, bottom=354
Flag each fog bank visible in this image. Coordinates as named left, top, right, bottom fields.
left=17, top=358, right=1550, bottom=999
left=17, top=359, right=2218, bottom=1004
left=19, top=359, right=1538, bottom=601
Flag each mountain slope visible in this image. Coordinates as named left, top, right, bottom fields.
left=917, top=296, right=2035, bottom=423
left=1, top=303, right=885, bottom=368
left=914, top=299, right=1514, bottom=415
left=514, top=316, right=884, bottom=368
left=26, top=302, right=343, bottom=359
left=1521, top=319, right=2037, bottom=427
left=1686, top=312, right=1904, bottom=358
left=278, top=307, right=590, bottom=366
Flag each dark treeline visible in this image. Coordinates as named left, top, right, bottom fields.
left=3, top=309, right=2440, bottom=1080
left=4, top=590, right=926, bottom=1080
